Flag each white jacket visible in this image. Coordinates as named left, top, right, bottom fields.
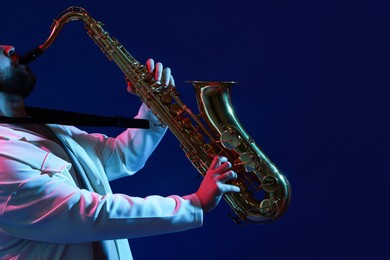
left=0, top=103, right=203, bottom=259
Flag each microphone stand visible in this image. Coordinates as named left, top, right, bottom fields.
left=0, top=107, right=150, bottom=129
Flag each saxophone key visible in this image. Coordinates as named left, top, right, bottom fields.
left=261, top=175, right=279, bottom=193
left=201, top=143, right=217, bottom=157
left=159, top=92, right=172, bottom=105
left=220, top=130, right=239, bottom=149
left=178, top=117, right=193, bottom=129
left=169, top=103, right=185, bottom=117
left=188, top=132, right=204, bottom=145
left=259, top=199, right=278, bottom=217
left=238, top=152, right=257, bottom=172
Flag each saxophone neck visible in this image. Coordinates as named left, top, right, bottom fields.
left=20, top=6, right=91, bottom=64
left=41, top=6, right=91, bottom=51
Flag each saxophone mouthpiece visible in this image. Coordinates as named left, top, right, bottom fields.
left=19, top=46, right=44, bottom=65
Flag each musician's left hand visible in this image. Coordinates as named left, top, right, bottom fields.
left=126, top=58, right=175, bottom=95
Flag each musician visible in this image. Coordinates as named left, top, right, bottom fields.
left=0, top=45, right=240, bottom=259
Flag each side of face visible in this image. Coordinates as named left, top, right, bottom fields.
left=0, top=45, right=36, bottom=98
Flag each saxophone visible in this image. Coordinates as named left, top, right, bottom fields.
left=21, top=6, right=291, bottom=224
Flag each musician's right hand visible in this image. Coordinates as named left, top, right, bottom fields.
left=195, top=156, right=241, bottom=213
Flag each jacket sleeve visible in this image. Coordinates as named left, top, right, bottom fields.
left=70, top=103, right=167, bottom=181
left=0, top=155, right=203, bottom=243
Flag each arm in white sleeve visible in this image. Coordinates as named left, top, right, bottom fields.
left=70, top=103, right=167, bottom=180
left=0, top=156, right=202, bottom=243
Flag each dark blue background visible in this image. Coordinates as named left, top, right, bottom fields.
left=1, top=1, right=388, bottom=259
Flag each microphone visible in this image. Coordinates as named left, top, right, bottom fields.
left=19, top=47, right=44, bottom=65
